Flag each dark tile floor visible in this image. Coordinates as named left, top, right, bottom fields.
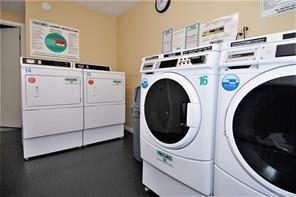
left=0, top=129, right=157, bottom=197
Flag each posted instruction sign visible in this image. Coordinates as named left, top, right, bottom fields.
left=30, top=19, right=79, bottom=61
left=260, top=0, right=296, bottom=18
left=200, top=13, right=239, bottom=46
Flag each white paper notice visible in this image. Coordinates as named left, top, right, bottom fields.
left=260, top=0, right=296, bottom=18
left=173, top=29, right=186, bottom=51
left=30, top=19, right=79, bottom=61
left=186, top=23, right=200, bottom=49
left=162, top=28, right=173, bottom=53
left=200, top=13, right=239, bottom=46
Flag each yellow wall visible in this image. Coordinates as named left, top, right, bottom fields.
left=0, top=11, right=25, bottom=23
left=117, top=0, right=296, bottom=128
left=3, top=1, right=296, bottom=129
left=25, top=1, right=117, bottom=70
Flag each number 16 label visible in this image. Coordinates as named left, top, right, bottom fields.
left=199, top=75, right=208, bottom=86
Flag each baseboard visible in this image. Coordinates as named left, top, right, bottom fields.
left=124, top=125, right=133, bottom=134
left=0, top=127, right=21, bottom=132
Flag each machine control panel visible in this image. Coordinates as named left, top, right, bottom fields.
left=142, top=63, right=154, bottom=71
left=140, top=45, right=217, bottom=73
left=260, top=43, right=296, bottom=60
left=275, top=43, right=296, bottom=57
left=155, top=55, right=207, bottom=69
left=178, top=55, right=207, bottom=65
left=223, top=40, right=295, bottom=66
left=74, top=63, right=111, bottom=71
left=283, top=32, right=296, bottom=40
left=22, top=58, right=71, bottom=68
left=230, top=37, right=266, bottom=47
left=163, top=51, right=182, bottom=58
left=182, top=46, right=213, bottom=55
left=144, top=55, right=160, bottom=61
left=225, top=47, right=258, bottom=63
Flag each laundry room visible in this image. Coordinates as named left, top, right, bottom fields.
left=0, top=0, right=295, bottom=196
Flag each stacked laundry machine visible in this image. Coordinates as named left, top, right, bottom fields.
left=214, top=30, right=296, bottom=196
left=74, top=63, right=125, bottom=146
left=140, top=45, right=221, bottom=196
left=21, top=59, right=125, bottom=159
left=139, top=30, right=295, bottom=196
left=21, top=58, right=84, bottom=159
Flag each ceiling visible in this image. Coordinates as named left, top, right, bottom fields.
left=0, top=0, right=25, bottom=14
left=0, top=0, right=139, bottom=16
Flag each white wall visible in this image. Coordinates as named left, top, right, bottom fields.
left=1, top=27, right=22, bottom=128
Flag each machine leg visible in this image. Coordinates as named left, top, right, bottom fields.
left=144, top=186, right=150, bottom=192
left=24, top=157, right=29, bottom=161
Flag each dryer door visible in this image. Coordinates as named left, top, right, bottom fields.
left=225, top=65, right=296, bottom=195
left=144, top=72, right=201, bottom=149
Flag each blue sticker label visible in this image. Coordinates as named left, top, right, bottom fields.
left=141, top=78, right=148, bottom=89
left=222, top=74, right=240, bottom=91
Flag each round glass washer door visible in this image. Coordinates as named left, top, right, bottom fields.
left=225, top=66, right=296, bottom=194
left=144, top=72, right=201, bottom=150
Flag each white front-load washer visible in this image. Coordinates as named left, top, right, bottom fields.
left=140, top=45, right=220, bottom=196
left=214, top=30, right=296, bottom=196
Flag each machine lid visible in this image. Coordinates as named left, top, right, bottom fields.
left=225, top=66, right=296, bottom=194
left=144, top=73, right=201, bottom=149
left=21, top=57, right=71, bottom=68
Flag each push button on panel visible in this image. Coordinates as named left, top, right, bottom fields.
left=88, top=79, right=94, bottom=85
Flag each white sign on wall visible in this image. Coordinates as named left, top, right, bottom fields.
left=30, top=19, right=79, bottom=61
left=200, top=13, right=239, bottom=46
left=260, top=0, right=296, bottom=18
left=173, top=28, right=186, bottom=51
left=162, top=28, right=173, bottom=53
left=185, top=23, right=200, bottom=49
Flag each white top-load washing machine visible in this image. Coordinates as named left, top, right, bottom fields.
left=214, top=30, right=296, bottom=196
left=74, top=63, right=125, bottom=146
left=21, top=58, right=83, bottom=159
left=140, top=45, right=220, bottom=196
